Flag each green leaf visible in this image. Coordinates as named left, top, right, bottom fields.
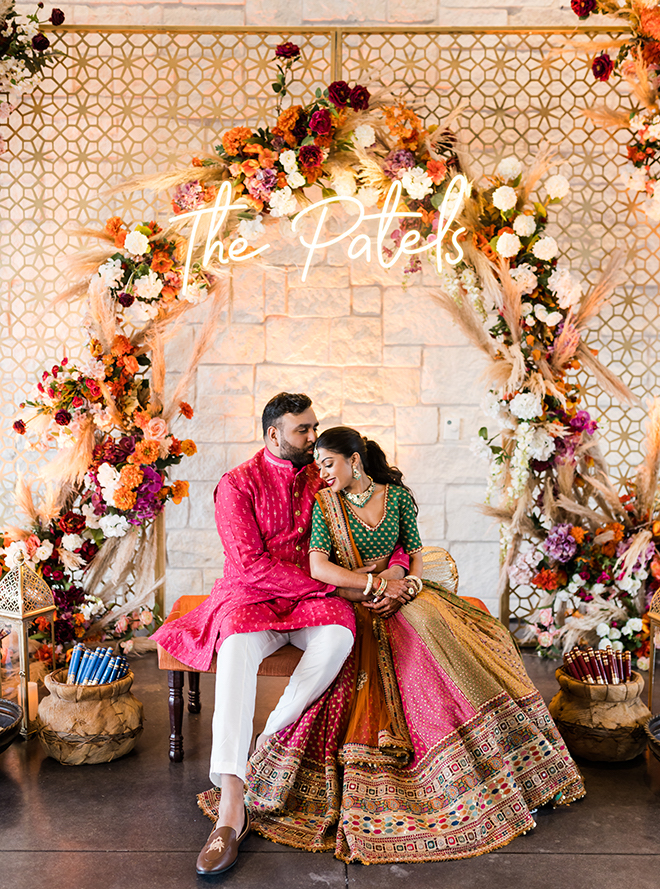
left=430, top=191, right=445, bottom=210
left=478, top=426, right=488, bottom=439
left=272, top=83, right=282, bottom=92
left=315, top=87, right=322, bottom=98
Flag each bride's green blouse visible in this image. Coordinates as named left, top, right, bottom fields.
left=309, top=484, right=423, bottom=562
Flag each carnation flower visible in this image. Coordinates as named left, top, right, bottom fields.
left=269, top=186, right=297, bottom=217
left=510, top=391, right=543, bottom=420
left=496, top=232, right=522, bottom=258
left=510, top=263, right=537, bottom=295
left=532, top=236, right=558, bottom=261
left=545, top=174, right=570, bottom=200
left=492, top=185, right=517, bottom=212
left=548, top=266, right=582, bottom=309
left=496, top=156, right=523, bottom=181
left=353, top=124, right=376, bottom=149
left=400, top=165, right=434, bottom=200
left=134, top=270, right=163, bottom=302
left=124, top=230, right=150, bottom=256
left=513, top=214, right=536, bottom=237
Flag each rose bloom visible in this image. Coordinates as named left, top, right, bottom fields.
left=349, top=85, right=370, bottom=111
left=570, top=0, right=596, bottom=17
left=310, top=108, right=332, bottom=136
left=54, top=409, right=72, bottom=426
left=592, top=52, right=614, bottom=82
left=50, top=8, right=66, bottom=25
left=537, top=631, right=555, bottom=648
left=275, top=41, right=300, bottom=60
left=298, top=144, right=324, bottom=169
left=146, top=417, right=169, bottom=441
left=13, top=419, right=26, bottom=434
left=328, top=80, right=351, bottom=107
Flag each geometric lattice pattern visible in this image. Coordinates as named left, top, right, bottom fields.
left=2, top=26, right=658, bottom=633
left=0, top=562, right=55, bottom=618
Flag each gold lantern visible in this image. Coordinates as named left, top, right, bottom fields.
left=648, top=590, right=660, bottom=711
left=0, top=551, right=56, bottom=736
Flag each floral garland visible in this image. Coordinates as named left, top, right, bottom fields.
left=0, top=1, right=64, bottom=156
left=438, top=150, right=658, bottom=668
left=569, top=0, right=660, bottom=220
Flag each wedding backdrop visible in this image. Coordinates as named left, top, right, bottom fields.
left=2, top=23, right=658, bottom=637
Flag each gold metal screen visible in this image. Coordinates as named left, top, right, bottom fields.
left=1, top=26, right=656, bottom=631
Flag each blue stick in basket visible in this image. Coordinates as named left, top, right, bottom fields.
left=97, top=651, right=115, bottom=685
left=81, top=648, right=102, bottom=685
left=106, top=657, right=121, bottom=684
left=118, top=657, right=129, bottom=680
left=76, top=648, right=93, bottom=685
left=86, top=648, right=105, bottom=685
left=67, top=643, right=84, bottom=685
left=90, top=648, right=112, bottom=685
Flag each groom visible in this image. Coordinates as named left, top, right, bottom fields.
left=155, top=392, right=409, bottom=876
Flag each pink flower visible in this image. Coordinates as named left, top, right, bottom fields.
left=146, top=417, right=169, bottom=441
left=537, top=631, right=555, bottom=647
left=121, top=638, right=135, bottom=653
left=114, top=615, right=129, bottom=635
left=538, top=608, right=554, bottom=627
left=140, top=609, right=154, bottom=627
left=25, top=534, right=41, bottom=557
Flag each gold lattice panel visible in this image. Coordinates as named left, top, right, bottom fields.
left=1, top=27, right=657, bottom=633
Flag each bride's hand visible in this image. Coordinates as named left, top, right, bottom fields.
left=364, top=596, right=403, bottom=617
left=378, top=577, right=415, bottom=603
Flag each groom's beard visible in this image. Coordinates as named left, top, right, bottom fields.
left=279, top=435, right=315, bottom=468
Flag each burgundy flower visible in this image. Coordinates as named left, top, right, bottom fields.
left=592, top=52, right=614, bottom=82
left=80, top=540, right=98, bottom=562
left=298, top=144, right=324, bottom=169
left=328, top=80, right=351, bottom=107
left=291, top=112, right=309, bottom=143
left=49, top=8, right=65, bottom=25
left=54, top=408, right=71, bottom=426
left=310, top=108, right=332, bottom=136
left=349, top=85, right=370, bottom=111
left=58, top=511, right=87, bottom=534
left=570, top=0, right=596, bottom=17
left=118, top=291, right=134, bottom=307
left=13, top=419, right=26, bottom=434
left=275, top=42, right=300, bottom=60
left=32, top=32, right=50, bottom=51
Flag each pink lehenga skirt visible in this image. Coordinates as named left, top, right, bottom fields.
left=198, top=583, right=585, bottom=864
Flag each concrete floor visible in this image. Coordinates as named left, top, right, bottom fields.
left=1, top=652, right=660, bottom=889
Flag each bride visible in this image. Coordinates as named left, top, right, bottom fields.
left=200, top=426, right=585, bottom=864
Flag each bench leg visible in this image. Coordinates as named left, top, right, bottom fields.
left=168, top=669, right=184, bottom=763
left=188, top=671, right=201, bottom=713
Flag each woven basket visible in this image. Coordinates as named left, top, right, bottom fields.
left=549, top=666, right=651, bottom=762
left=36, top=668, right=143, bottom=765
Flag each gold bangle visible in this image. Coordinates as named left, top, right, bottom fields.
left=371, top=577, right=388, bottom=602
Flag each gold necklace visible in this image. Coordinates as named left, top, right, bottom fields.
left=342, top=476, right=375, bottom=507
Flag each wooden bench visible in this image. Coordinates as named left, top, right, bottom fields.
left=157, top=549, right=489, bottom=762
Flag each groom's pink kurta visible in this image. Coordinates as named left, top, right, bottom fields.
left=153, top=447, right=357, bottom=672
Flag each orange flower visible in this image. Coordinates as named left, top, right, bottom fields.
left=129, top=440, right=160, bottom=465
left=426, top=158, right=447, bottom=184
left=111, top=335, right=132, bottom=357
left=179, top=402, right=194, bottom=419
left=170, top=437, right=182, bottom=456
left=181, top=439, right=197, bottom=457
left=151, top=251, right=173, bottom=274
left=532, top=569, right=560, bottom=591
left=115, top=230, right=127, bottom=248
left=173, top=237, right=187, bottom=262
left=192, top=157, right=203, bottom=167
left=171, top=480, right=190, bottom=504
left=161, top=285, right=178, bottom=302
left=120, top=464, right=144, bottom=489
left=277, top=106, right=302, bottom=133
left=222, top=126, right=253, bottom=156
left=641, top=8, right=660, bottom=41
left=105, top=217, right=126, bottom=242
left=35, top=615, right=50, bottom=633
left=570, top=526, right=586, bottom=544
left=240, top=158, right=260, bottom=177
left=121, top=355, right=139, bottom=375
left=114, top=486, right=137, bottom=510
left=382, top=103, right=426, bottom=151
left=133, top=410, right=151, bottom=430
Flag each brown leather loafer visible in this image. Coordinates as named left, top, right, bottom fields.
left=195, top=807, right=251, bottom=876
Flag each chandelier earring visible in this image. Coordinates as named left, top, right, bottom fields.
left=352, top=466, right=362, bottom=480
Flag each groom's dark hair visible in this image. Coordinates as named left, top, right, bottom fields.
left=262, top=392, right=312, bottom=437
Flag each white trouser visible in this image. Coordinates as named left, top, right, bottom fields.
left=209, top=624, right=354, bottom=786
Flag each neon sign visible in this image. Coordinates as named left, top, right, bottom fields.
left=170, top=175, right=468, bottom=289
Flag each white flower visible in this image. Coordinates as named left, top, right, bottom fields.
left=532, top=236, right=558, bottom=261
left=643, top=193, right=660, bottom=222
left=596, top=622, right=611, bottom=637
left=1, top=540, right=29, bottom=570
left=97, top=462, right=120, bottom=503
left=470, top=436, right=492, bottom=462
left=80, top=595, right=105, bottom=622
left=548, top=266, right=582, bottom=309
left=496, top=156, right=523, bottom=181
left=592, top=583, right=605, bottom=596
left=619, top=163, right=647, bottom=193
left=269, top=186, right=297, bottom=217
left=133, top=270, right=163, bottom=302
left=124, top=230, right=150, bottom=256
left=649, top=123, right=660, bottom=140
left=496, top=232, right=521, bottom=258
left=625, top=617, right=643, bottom=633
left=608, top=626, right=622, bottom=640
left=97, top=258, right=124, bottom=290
left=510, top=263, right=538, bottom=296
left=34, top=540, right=54, bottom=562
left=353, top=124, right=376, bottom=149
left=237, top=215, right=266, bottom=242
left=356, top=187, right=380, bottom=208
left=637, top=656, right=650, bottom=672
left=571, top=574, right=586, bottom=587
left=279, top=150, right=297, bottom=174
left=99, top=514, right=130, bottom=538
left=286, top=170, right=306, bottom=189
left=545, top=311, right=563, bottom=327
left=79, top=357, right=106, bottom=381
left=529, top=427, right=555, bottom=461
left=610, top=640, right=624, bottom=651
left=82, top=503, right=102, bottom=529
left=545, top=174, right=570, bottom=200
left=182, top=283, right=206, bottom=304
left=510, top=422, right=535, bottom=498
left=521, top=301, right=534, bottom=316
left=510, top=392, right=543, bottom=420
left=492, top=185, right=518, bottom=212
left=400, top=166, right=434, bottom=200
left=513, top=214, right=536, bottom=237
left=62, top=533, right=83, bottom=552
left=331, top=168, right=357, bottom=197
left=598, top=638, right=615, bottom=650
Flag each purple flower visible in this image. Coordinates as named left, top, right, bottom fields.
left=246, top=168, right=278, bottom=200
left=383, top=149, right=416, bottom=179
left=310, top=109, right=332, bottom=136
left=172, top=181, right=205, bottom=214
left=543, top=523, right=578, bottom=563
left=569, top=410, right=598, bottom=435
